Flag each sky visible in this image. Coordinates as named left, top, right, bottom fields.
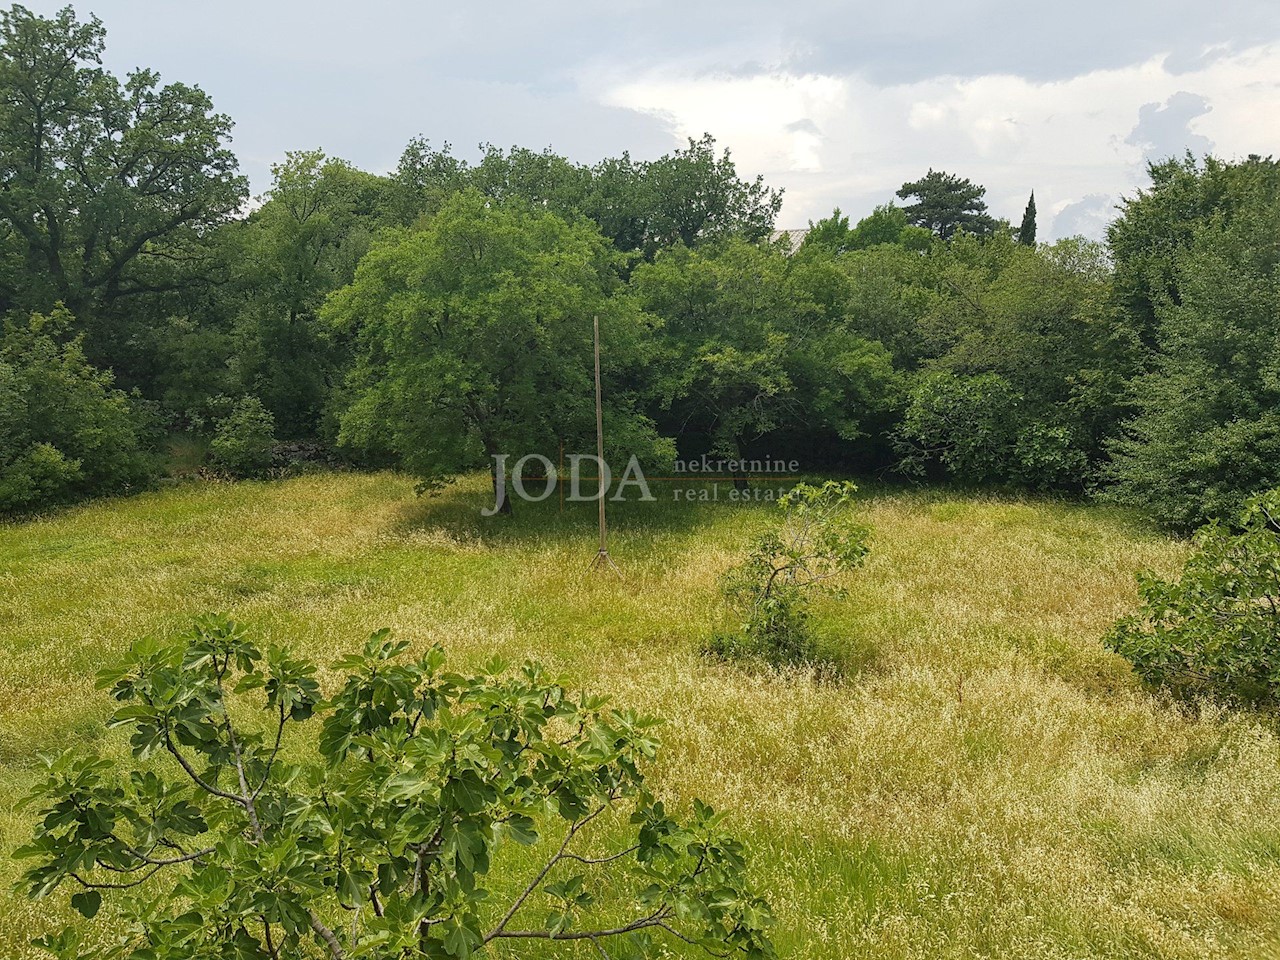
left=34, top=1, right=1280, bottom=240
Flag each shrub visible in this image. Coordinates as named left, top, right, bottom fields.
left=0, top=309, right=156, bottom=514
left=19, top=616, right=775, bottom=960
left=209, top=395, right=276, bottom=478
left=1105, top=489, right=1280, bottom=707
left=710, top=481, right=869, bottom=666
left=0, top=443, right=82, bottom=513
left=1105, top=188, right=1280, bottom=529
left=896, top=372, right=1089, bottom=491
left=894, top=372, right=1019, bottom=485
left=1010, top=422, right=1089, bottom=492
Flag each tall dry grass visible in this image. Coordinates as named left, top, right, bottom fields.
left=2, top=473, right=1279, bottom=958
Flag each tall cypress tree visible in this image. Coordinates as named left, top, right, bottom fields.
left=1018, top=191, right=1037, bottom=246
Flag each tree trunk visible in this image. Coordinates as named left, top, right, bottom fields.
left=489, top=451, right=512, bottom=515
left=732, top=439, right=749, bottom=492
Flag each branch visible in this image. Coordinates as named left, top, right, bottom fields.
left=309, top=912, right=346, bottom=960
left=251, top=703, right=287, bottom=802
left=489, top=907, right=670, bottom=942
left=560, top=844, right=639, bottom=866
left=71, top=868, right=161, bottom=890
left=262, top=917, right=281, bottom=960
left=657, top=921, right=732, bottom=957
left=216, top=664, right=344, bottom=960
left=161, top=725, right=245, bottom=804
left=484, top=805, right=608, bottom=943
left=117, top=840, right=215, bottom=867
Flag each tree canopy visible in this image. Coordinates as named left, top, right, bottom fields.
left=327, top=189, right=669, bottom=507
left=0, top=4, right=246, bottom=382
left=1106, top=175, right=1280, bottom=527
left=1, top=5, right=1277, bottom=533
left=896, top=170, right=995, bottom=240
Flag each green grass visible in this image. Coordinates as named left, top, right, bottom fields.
left=3, top=472, right=1280, bottom=959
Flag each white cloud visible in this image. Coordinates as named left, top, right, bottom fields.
left=606, top=72, right=848, bottom=174
left=593, top=44, right=1280, bottom=239
left=29, top=0, right=1280, bottom=241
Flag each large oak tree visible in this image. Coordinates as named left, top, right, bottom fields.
left=0, top=5, right=246, bottom=381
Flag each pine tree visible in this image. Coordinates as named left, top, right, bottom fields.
left=1018, top=191, right=1037, bottom=246
left=895, top=170, right=995, bottom=240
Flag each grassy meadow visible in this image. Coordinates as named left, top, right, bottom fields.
left=3, top=472, right=1280, bottom=959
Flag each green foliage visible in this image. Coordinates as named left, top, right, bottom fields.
left=849, top=204, right=911, bottom=249
left=209, top=396, right=277, bottom=479
left=895, top=371, right=1089, bottom=491
left=632, top=239, right=901, bottom=465
left=329, top=189, right=671, bottom=503
left=392, top=137, right=470, bottom=222
left=1107, top=154, right=1280, bottom=346
left=1105, top=490, right=1280, bottom=707
left=0, top=308, right=155, bottom=513
left=893, top=233, right=1125, bottom=490
left=896, top=368, right=1085, bottom=491
left=711, top=482, right=869, bottom=665
left=1018, top=192, right=1037, bottom=247
left=0, top=5, right=246, bottom=385
left=149, top=315, right=238, bottom=427
left=803, top=205, right=933, bottom=256
left=631, top=241, right=795, bottom=461
left=229, top=151, right=397, bottom=440
left=896, top=170, right=995, bottom=240
left=390, top=134, right=781, bottom=257
left=630, top=133, right=783, bottom=252
left=1009, top=423, right=1089, bottom=491
left=897, top=226, right=936, bottom=252
left=895, top=372, right=1020, bottom=486
left=1106, top=170, right=1280, bottom=528
left=801, top=208, right=853, bottom=253
left=1, top=0, right=1271, bottom=530
left=18, top=616, right=775, bottom=959
left=827, top=243, right=933, bottom=370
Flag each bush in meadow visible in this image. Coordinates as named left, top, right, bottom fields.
left=209, top=395, right=277, bottom=478
left=710, top=481, right=869, bottom=666
left=0, top=309, right=155, bottom=514
left=1106, top=489, right=1280, bottom=707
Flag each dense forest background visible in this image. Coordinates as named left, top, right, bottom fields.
left=2, top=5, right=1278, bottom=529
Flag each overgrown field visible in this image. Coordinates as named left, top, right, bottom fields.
left=3, top=473, right=1280, bottom=959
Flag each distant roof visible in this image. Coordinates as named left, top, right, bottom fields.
left=769, top=227, right=810, bottom=252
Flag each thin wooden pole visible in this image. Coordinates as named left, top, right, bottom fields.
left=590, top=314, right=621, bottom=576
left=594, top=315, right=606, bottom=552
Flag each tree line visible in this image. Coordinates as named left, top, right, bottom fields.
left=2, top=4, right=1277, bottom=529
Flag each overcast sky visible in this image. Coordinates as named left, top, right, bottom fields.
left=36, top=1, right=1280, bottom=239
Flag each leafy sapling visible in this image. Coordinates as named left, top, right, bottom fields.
left=209, top=395, right=277, bottom=479
left=1105, top=488, right=1280, bottom=707
left=19, top=616, right=775, bottom=959
left=711, top=481, right=870, bottom=666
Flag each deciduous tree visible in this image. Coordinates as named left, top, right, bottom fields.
left=327, top=189, right=668, bottom=510
left=231, top=150, right=396, bottom=438
left=0, top=5, right=246, bottom=381
left=1107, top=191, right=1280, bottom=527
left=19, top=616, right=776, bottom=959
